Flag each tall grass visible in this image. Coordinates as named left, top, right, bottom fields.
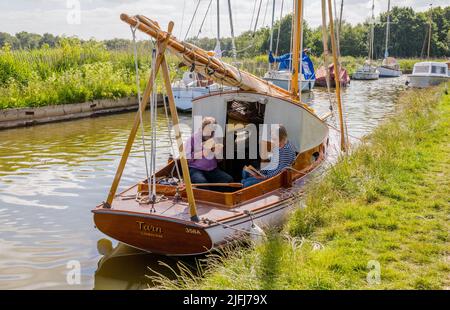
left=0, top=40, right=177, bottom=109
left=1, top=39, right=447, bottom=110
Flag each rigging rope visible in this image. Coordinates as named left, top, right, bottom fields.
left=274, top=0, right=284, bottom=57
left=262, top=0, right=270, bottom=27
left=252, top=0, right=263, bottom=34
left=249, top=0, right=258, bottom=32
left=195, top=0, right=213, bottom=40
left=162, top=90, right=182, bottom=182
left=179, top=0, right=187, bottom=38
left=130, top=24, right=152, bottom=195
left=149, top=47, right=158, bottom=204
left=184, top=0, right=202, bottom=41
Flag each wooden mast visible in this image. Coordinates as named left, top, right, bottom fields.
left=291, top=0, right=302, bottom=98
left=327, top=0, right=347, bottom=152
left=321, top=0, right=331, bottom=88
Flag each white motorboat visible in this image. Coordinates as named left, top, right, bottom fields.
left=407, top=62, right=449, bottom=88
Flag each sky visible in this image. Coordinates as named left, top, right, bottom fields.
left=0, top=0, right=447, bottom=40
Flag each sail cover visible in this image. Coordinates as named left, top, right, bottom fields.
left=121, top=14, right=296, bottom=101
left=269, top=52, right=315, bottom=80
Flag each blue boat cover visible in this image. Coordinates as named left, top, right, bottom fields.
left=268, top=51, right=315, bottom=80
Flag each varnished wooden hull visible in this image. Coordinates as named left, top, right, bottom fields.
left=93, top=211, right=213, bottom=256
left=93, top=139, right=326, bottom=256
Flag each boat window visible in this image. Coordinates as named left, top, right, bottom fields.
left=431, top=66, right=438, bottom=74
left=414, top=65, right=429, bottom=74
left=439, top=66, right=446, bottom=74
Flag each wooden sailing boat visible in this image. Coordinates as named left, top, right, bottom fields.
left=377, top=0, right=401, bottom=77
left=353, top=0, right=379, bottom=80
left=93, top=0, right=347, bottom=256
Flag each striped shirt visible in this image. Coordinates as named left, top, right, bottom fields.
left=261, top=140, right=297, bottom=178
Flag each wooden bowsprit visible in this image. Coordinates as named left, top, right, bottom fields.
left=103, top=21, right=199, bottom=222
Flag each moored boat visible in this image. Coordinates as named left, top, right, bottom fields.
left=377, top=1, right=402, bottom=78
left=407, top=62, right=449, bottom=88
left=353, top=63, right=380, bottom=80
left=172, top=71, right=232, bottom=111
left=315, top=63, right=350, bottom=87
left=353, top=0, right=379, bottom=81
left=264, top=69, right=315, bottom=92
left=93, top=1, right=348, bottom=256
left=378, top=57, right=402, bottom=78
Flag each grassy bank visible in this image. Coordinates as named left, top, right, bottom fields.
left=154, top=83, right=449, bottom=290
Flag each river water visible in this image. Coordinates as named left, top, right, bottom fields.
left=0, top=76, right=407, bottom=289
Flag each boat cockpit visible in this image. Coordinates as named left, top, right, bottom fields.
left=140, top=91, right=329, bottom=208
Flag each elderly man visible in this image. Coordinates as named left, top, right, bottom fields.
left=184, top=117, right=233, bottom=190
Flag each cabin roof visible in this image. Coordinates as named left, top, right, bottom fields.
left=414, top=62, right=447, bottom=67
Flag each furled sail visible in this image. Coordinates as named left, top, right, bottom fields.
left=120, top=14, right=295, bottom=101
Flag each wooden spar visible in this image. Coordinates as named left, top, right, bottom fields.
left=327, top=0, right=347, bottom=152
left=119, top=13, right=297, bottom=102
left=291, top=0, right=301, bottom=98
left=105, top=22, right=174, bottom=207
left=160, top=54, right=199, bottom=222
left=321, top=0, right=331, bottom=88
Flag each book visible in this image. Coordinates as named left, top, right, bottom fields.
left=243, top=165, right=265, bottom=177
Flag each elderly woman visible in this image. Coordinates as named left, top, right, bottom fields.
left=241, top=124, right=296, bottom=188
left=184, top=117, right=233, bottom=189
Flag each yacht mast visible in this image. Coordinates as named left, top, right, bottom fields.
left=291, top=0, right=302, bottom=98
left=427, top=4, right=432, bottom=59
left=215, top=0, right=221, bottom=57
left=269, top=0, right=276, bottom=70
left=384, top=0, right=390, bottom=58
left=327, top=0, right=347, bottom=152
left=369, top=0, right=375, bottom=64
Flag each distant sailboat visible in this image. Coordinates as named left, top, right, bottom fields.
left=353, top=0, right=379, bottom=80
left=377, top=0, right=401, bottom=77
left=263, top=0, right=316, bottom=93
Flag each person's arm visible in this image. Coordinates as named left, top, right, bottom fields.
left=262, top=143, right=296, bottom=178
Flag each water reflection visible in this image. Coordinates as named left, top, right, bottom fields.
left=0, top=76, right=407, bottom=289
left=94, top=239, right=201, bottom=290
